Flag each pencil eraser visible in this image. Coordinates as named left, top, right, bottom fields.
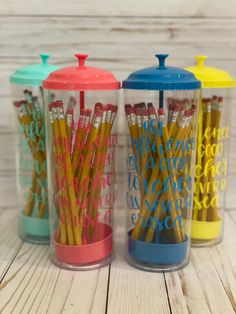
left=55, top=100, right=63, bottom=107
left=134, top=102, right=146, bottom=109
left=147, top=102, right=154, bottom=108
left=129, top=107, right=135, bottom=114
left=107, top=104, right=114, bottom=111
left=95, top=102, right=103, bottom=111
left=112, top=105, right=118, bottom=113
left=125, top=104, right=131, bottom=112
left=173, top=104, right=180, bottom=112
left=13, top=101, right=20, bottom=108
left=85, top=109, right=92, bottom=116
left=148, top=106, right=156, bottom=115
left=158, top=108, right=165, bottom=116
left=80, top=108, right=86, bottom=115
left=184, top=110, right=189, bottom=117
left=135, top=107, right=142, bottom=116
left=168, top=103, right=174, bottom=111
left=95, top=109, right=103, bottom=117
left=102, top=104, right=109, bottom=111
left=66, top=107, right=73, bottom=114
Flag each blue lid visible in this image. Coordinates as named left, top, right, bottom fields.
left=10, top=53, right=60, bottom=86
left=122, top=54, right=200, bottom=90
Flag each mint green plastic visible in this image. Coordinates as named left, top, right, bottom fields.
left=20, top=213, right=50, bottom=239
left=10, top=53, right=60, bottom=86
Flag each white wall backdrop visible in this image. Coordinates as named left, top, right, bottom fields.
left=0, top=0, right=236, bottom=208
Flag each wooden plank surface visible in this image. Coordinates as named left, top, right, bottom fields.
left=1, top=0, right=236, bottom=17
left=0, top=241, right=109, bottom=313
left=0, top=208, right=235, bottom=313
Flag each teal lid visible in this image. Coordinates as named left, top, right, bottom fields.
left=123, top=54, right=200, bottom=91
left=10, top=53, right=60, bottom=86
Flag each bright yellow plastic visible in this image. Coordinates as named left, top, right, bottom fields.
left=186, top=56, right=236, bottom=88
left=191, top=219, right=222, bottom=240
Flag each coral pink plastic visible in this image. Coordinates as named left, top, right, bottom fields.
left=54, top=223, right=112, bottom=265
left=43, top=54, right=120, bottom=91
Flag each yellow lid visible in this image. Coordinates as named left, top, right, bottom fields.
left=186, top=56, right=236, bottom=88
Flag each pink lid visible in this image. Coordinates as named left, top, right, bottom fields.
left=43, top=54, right=120, bottom=91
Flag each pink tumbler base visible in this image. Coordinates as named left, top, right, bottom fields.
left=54, top=223, right=112, bottom=268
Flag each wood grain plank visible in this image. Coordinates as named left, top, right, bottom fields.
left=207, top=211, right=236, bottom=312
left=164, top=262, right=211, bottom=314
left=190, top=247, right=235, bottom=314
left=0, top=242, right=109, bottom=313
left=165, top=211, right=236, bottom=314
left=1, top=0, right=236, bottom=17
left=1, top=17, right=236, bottom=60
left=0, top=208, right=22, bottom=282
left=47, top=268, right=109, bottom=314
left=107, top=238, right=170, bottom=314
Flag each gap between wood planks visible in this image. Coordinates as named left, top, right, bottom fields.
left=0, top=15, right=236, bottom=19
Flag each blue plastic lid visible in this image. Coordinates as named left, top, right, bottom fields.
left=122, top=54, right=200, bottom=90
left=10, top=53, right=60, bottom=86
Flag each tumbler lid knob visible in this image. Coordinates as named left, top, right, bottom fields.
left=75, top=54, right=88, bottom=69
left=195, top=55, right=207, bottom=68
left=40, top=53, right=50, bottom=66
left=155, top=54, right=169, bottom=69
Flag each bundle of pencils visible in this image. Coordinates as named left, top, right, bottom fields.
left=14, top=90, right=47, bottom=219
left=193, top=96, right=223, bottom=222
left=125, top=99, right=197, bottom=244
left=48, top=100, right=117, bottom=246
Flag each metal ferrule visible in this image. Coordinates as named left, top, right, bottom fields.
left=107, top=110, right=112, bottom=123
left=102, top=111, right=107, bottom=124
left=94, top=115, right=102, bottom=129
left=52, top=107, right=58, bottom=120
left=180, top=116, right=186, bottom=128
left=21, top=104, right=27, bottom=116
left=49, top=110, right=54, bottom=123
left=18, top=106, right=24, bottom=118
left=167, top=112, right=173, bottom=124
left=84, top=116, right=90, bottom=128
left=137, top=115, right=142, bottom=128
left=149, top=115, right=158, bottom=126
left=158, top=115, right=166, bottom=127
left=130, top=113, right=136, bottom=126
left=111, top=111, right=117, bottom=125
left=143, top=115, right=148, bottom=124
left=217, top=102, right=223, bottom=112
left=57, top=106, right=65, bottom=120
left=171, top=111, right=178, bottom=123
left=126, top=114, right=132, bottom=126
left=67, top=114, right=73, bottom=127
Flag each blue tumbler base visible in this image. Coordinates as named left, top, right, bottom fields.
left=127, top=230, right=189, bottom=272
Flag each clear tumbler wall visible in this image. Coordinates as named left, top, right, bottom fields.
left=43, top=54, right=120, bottom=270
left=10, top=53, right=59, bottom=243
left=187, top=56, right=236, bottom=246
left=123, top=54, right=200, bottom=271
